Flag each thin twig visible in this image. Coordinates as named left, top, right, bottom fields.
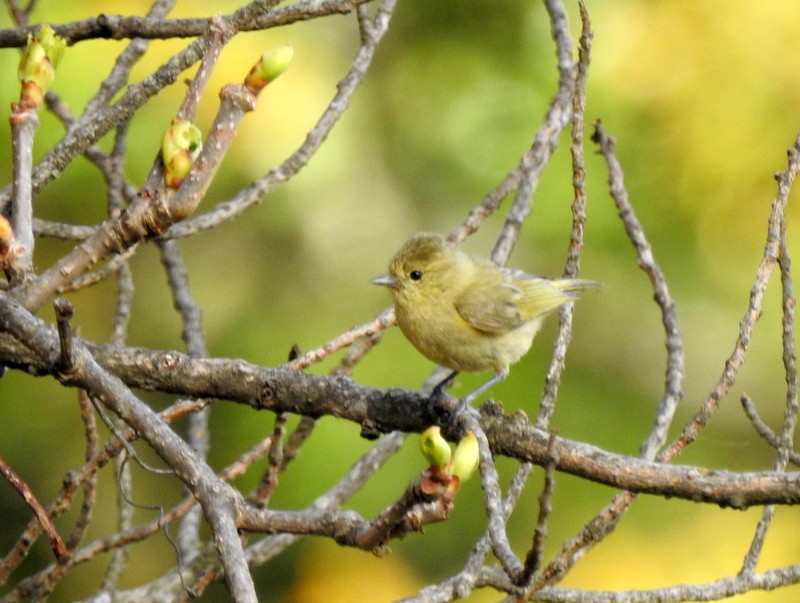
left=164, top=0, right=398, bottom=241
left=8, top=106, right=38, bottom=283
left=490, top=0, right=577, bottom=266
left=284, top=308, right=396, bottom=370
left=522, top=432, right=559, bottom=584
left=460, top=408, right=524, bottom=584
left=0, top=0, right=372, bottom=47
left=0, top=457, right=67, bottom=562
left=158, top=237, right=210, bottom=565
left=591, top=121, right=684, bottom=461
left=399, top=462, right=533, bottom=603
left=537, top=0, right=593, bottom=428
left=740, top=189, right=799, bottom=576
left=252, top=414, right=288, bottom=503
left=66, top=389, right=100, bottom=551
left=660, top=130, right=800, bottom=463
left=740, top=394, right=800, bottom=466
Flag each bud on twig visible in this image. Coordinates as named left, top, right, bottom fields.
left=161, top=119, right=203, bottom=188
left=450, top=431, right=479, bottom=487
left=17, top=24, right=66, bottom=109
left=419, top=426, right=451, bottom=469
left=244, top=44, right=294, bottom=92
left=0, top=215, right=17, bottom=269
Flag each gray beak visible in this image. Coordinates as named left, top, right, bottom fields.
left=371, top=275, right=397, bottom=288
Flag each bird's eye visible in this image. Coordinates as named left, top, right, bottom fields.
left=409, top=270, right=423, bottom=281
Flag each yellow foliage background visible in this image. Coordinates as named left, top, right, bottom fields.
left=0, top=1, right=799, bottom=601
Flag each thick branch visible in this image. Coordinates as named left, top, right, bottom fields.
left=0, top=297, right=257, bottom=602
left=0, top=310, right=797, bottom=509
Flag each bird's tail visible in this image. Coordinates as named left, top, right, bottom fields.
left=551, top=278, right=603, bottom=296
left=514, top=277, right=601, bottom=319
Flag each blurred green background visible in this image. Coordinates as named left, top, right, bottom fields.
left=1, top=1, right=800, bottom=601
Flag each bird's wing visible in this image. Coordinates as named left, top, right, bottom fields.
left=455, top=276, right=576, bottom=334
left=455, top=282, right=527, bottom=334
left=513, top=277, right=575, bottom=320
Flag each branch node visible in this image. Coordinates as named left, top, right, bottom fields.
left=54, top=298, right=75, bottom=371
left=257, top=379, right=276, bottom=407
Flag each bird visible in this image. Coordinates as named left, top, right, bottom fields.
left=371, top=232, right=599, bottom=405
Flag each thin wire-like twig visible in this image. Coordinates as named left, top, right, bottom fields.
left=523, top=115, right=681, bottom=597
left=460, top=409, right=524, bottom=584
left=158, top=237, right=210, bottom=566
left=522, top=432, right=559, bottom=583
left=660, top=131, right=800, bottom=463
left=165, top=0, right=396, bottom=241
left=591, top=121, right=684, bottom=461
left=285, top=308, right=396, bottom=370
left=526, top=128, right=800, bottom=598
left=399, top=462, right=533, bottom=603
left=740, top=182, right=798, bottom=576
left=0, top=398, right=210, bottom=586
left=0, top=434, right=274, bottom=603
left=537, top=0, right=592, bottom=428
left=740, top=394, right=800, bottom=466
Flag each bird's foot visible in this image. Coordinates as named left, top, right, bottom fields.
left=428, top=385, right=459, bottom=421
left=430, top=370, right=458, bottom=398
left=453, top=397, right=481, bottom=424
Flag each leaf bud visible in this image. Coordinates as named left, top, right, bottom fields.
left=419, top=426, right=451, bottom=469
left=244, top=44, right=294, bottom=91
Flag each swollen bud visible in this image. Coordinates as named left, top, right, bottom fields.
left=17, top=25, right=66, bottom=108
left=0, top=215, right=15, bottom=265
left=419, top=426, right=451, bottom=469
left=244, top=44, right=294, bottom=91
left=36, top=24, right=66, bottom=68
left=450, top=431, right=479, bottom=485
left=161, top=119, right=203, bottom=188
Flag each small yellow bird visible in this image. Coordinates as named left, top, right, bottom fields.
left=372, top=232, right=599, bottom=404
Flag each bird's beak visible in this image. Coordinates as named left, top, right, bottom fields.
left=371, top=274, right=397, bottom=288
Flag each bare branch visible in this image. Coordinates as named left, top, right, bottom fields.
left=661, top=130, right=800, bottom=463
left=1, top=2, right=800, bottom=600
left=591, top=121, right=684, bottom=460
left=0, top=0, right=373, bottom=47
left=0, top=456, right=66, bottom=562
left=538, top=0, right=593, bottom=428
left=164, top=0, right=398, bottom=241
left=1, top=315, right=800, bottom=510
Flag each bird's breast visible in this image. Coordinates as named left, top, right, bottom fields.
left=394, top=299, right=542, bottom=374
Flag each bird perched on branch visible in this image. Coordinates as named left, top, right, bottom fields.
left=372, top=232, right=599, bottom=405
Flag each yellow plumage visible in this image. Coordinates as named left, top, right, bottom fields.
left=372, top=232, right=598, bottom=402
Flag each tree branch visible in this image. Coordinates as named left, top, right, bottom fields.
left=0, top=0, right=372, bottom=47
left=0, top=305, right=797, bottom=509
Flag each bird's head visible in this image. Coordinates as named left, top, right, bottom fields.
left=371, top=232, right=461, bottom=302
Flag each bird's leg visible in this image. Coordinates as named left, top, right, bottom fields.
left=427, top=370, right=460, bottom=417
left=458, top=369, right=509, bottom=409
left=431, top=370, right=459, bottom=397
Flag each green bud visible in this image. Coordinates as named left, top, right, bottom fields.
left=419, top=426, right=451, bottom=469
left=37, top=25, right=66, bottom=68
left=161, top=119, right=203, bottom=188
left=244, top=44, right=294, bottom=91
left=17, top=25, right=66, bottom=108
left=450, top=431, right=479, bottom=485
left=18, top=37, right=46, bottom=84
